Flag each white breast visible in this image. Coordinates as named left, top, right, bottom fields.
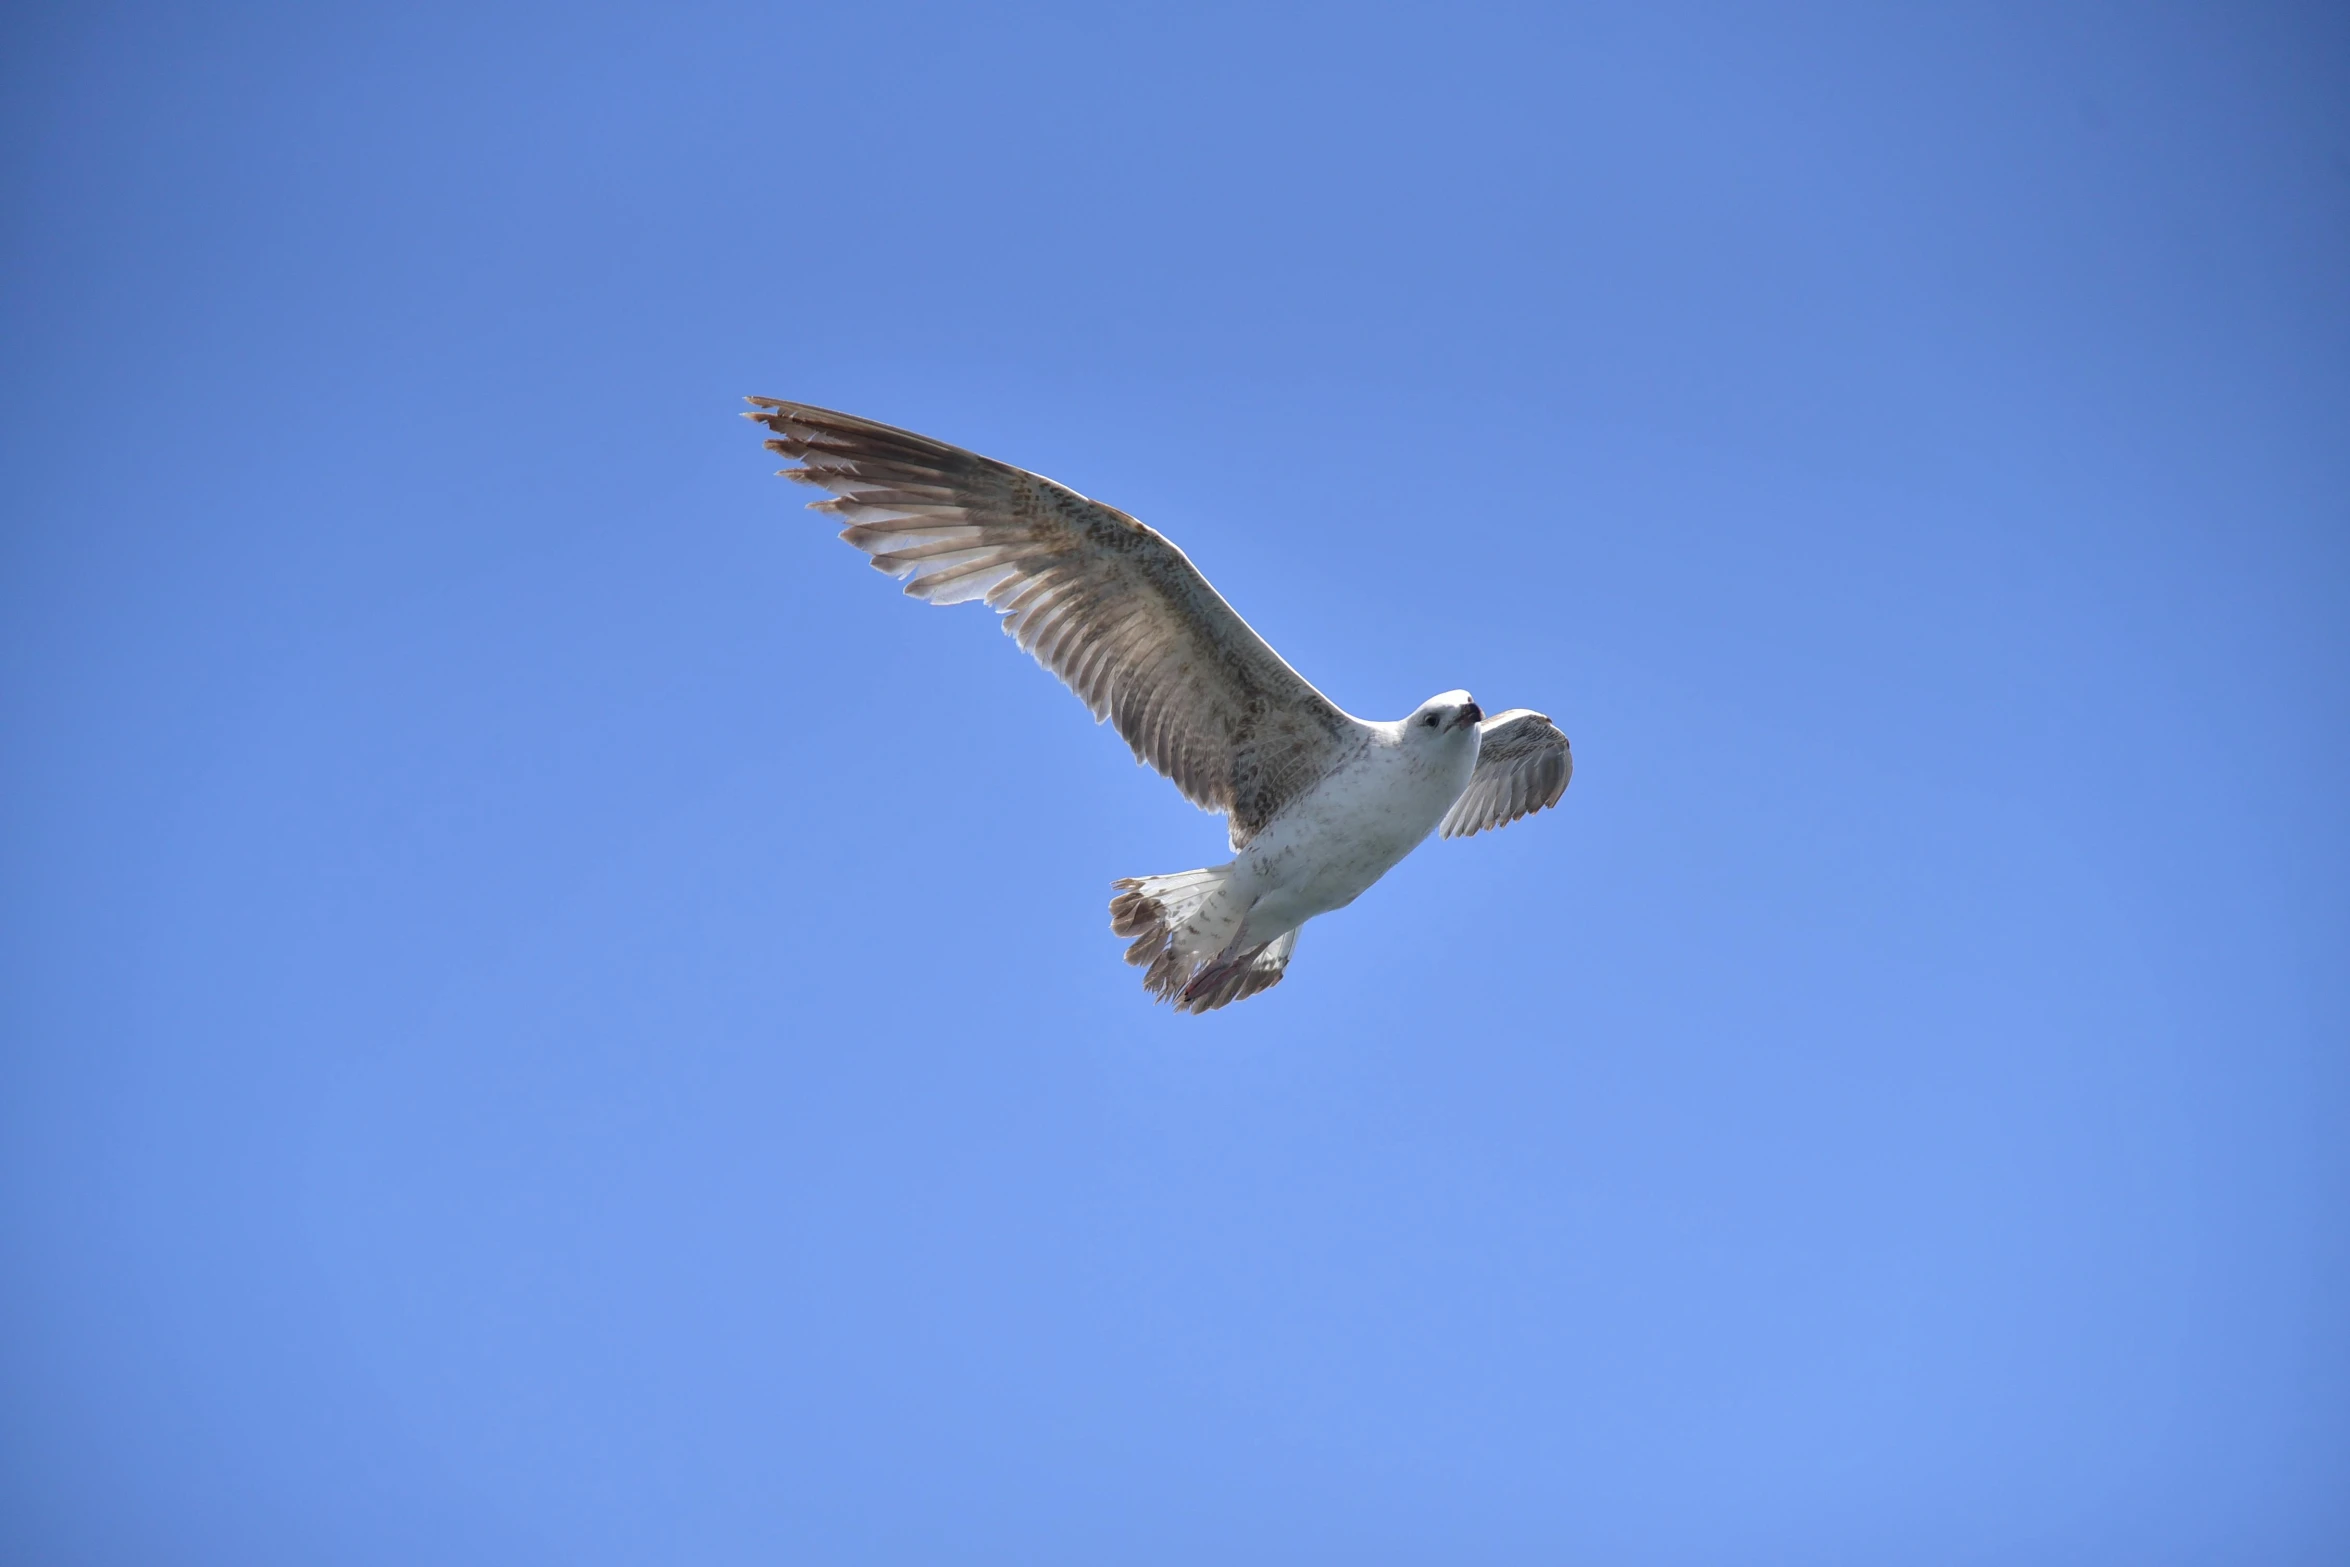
left=1231, top=724, right=1479, bottom=942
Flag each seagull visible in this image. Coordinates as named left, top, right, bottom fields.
left=746, top=398, right=1573, bottom=1013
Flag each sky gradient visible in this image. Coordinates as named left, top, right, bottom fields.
left=4, top=3, right=2347, bottom=1562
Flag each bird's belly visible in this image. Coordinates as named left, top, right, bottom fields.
left=1236, top=754, right=1469, bottom=939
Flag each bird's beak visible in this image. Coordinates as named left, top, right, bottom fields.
left=1453, top=702, right=1483, bottom=730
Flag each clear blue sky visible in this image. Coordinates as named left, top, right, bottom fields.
left=4, top=3, right=2345, bottom=1562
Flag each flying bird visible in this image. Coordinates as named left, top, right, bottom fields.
left=746, top=398, right=1573, bottom=1012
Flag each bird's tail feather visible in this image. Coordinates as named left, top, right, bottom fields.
left=1108, top=867, right=1293, bottom=1014
left=1177, top=929, right=1297, bottom=1013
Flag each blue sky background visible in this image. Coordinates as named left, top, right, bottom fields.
left=4, top=3, right=2346, bottom=1562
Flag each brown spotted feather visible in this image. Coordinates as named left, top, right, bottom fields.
left=1438, top=709, right=1575, bottom=839
left=747, top=397, right=1357, bottom=847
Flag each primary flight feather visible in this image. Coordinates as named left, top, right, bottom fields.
left=746, top=397, right=1573, bottom=1012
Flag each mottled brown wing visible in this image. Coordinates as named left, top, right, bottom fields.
left=746, top=398, right=1359, bottom=847
left=1439, top=709, right=1574, bottom=839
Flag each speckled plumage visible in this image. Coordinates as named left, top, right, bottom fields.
left=745, top=398, right=1574, bottom=1012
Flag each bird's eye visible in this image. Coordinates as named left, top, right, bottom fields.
left=1423, top=714, right=1440, bottom=728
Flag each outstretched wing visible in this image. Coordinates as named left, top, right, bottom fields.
left=746, top=398, right=1359, bottom=847
left=1439, top=709, right=1573, bottom=839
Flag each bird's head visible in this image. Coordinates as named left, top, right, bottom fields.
left=1405, top=690, right=1483, bottom=742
